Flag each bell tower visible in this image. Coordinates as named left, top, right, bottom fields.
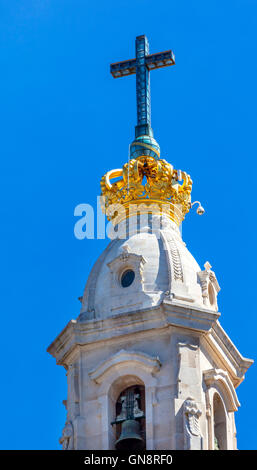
left=47, top=35, right=253, bottom=450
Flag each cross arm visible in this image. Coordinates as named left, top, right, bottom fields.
left=110, top=58, right=137, bottom=78
left=145, top=50, right=175, bottom=71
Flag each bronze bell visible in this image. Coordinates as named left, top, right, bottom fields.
left=115, top=419, right=144, bottom=451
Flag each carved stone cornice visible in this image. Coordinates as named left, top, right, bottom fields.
left=47, top=304, right=253, bottom=386
left=205, top=321, right=254, bottom=385
left=163, top=297, right=220, bottom=332
left=89, top=349, right=161, bottom=384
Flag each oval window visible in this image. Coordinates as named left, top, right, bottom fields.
left=121, top=269, right=135, bottom=288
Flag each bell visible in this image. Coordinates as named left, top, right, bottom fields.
left=115, top=419, right=144, bottom=451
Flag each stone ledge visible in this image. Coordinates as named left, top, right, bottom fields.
left=47, top=302, right=253, bottom=385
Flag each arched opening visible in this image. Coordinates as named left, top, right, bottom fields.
left=112, top=384, right=146, bottom=451
left=93, top=355, right=160, bottom=450
left=213, top=393, right=227, bottom=450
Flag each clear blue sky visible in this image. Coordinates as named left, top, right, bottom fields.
left=0, top=0, right=256, bottom=450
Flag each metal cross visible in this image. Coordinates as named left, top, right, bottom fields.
left=110, top=35, right=175, bottom=138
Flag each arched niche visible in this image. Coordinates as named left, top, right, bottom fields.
left=113, top=383, right=146, bottom=450
left=213, top=392, right=227, bottom=450
left=88, top=350, right=161, bottom=450
left=203, top=369, right=240, bottom=450
left=108, top=374, right=145, bottom=450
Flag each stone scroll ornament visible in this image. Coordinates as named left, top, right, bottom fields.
left=59, top=420, right=74, bottom=450
left=183, top=398, right=203, bottom=450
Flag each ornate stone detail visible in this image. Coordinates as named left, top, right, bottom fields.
left=160, top=231, right=184, bottom=303
left=107, top=245, right=146, bottom=291
left=203, top=368, right=240, bottom=412
left=184, top=398, right=202, bottom=435
left=198, top=261, right=220, bottom=309
left=88, top=349, right=161, bottom=385
left=168, top=237, right=183, bottom=282
left=183, top=397, right=203, bottom=450
left=59, top=420, right=74, bottom=450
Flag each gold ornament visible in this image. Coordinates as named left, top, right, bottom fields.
left=100, top=156, right=193, bottom=226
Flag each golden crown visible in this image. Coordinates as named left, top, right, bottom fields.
left=100, top=155, right=193, bottom=226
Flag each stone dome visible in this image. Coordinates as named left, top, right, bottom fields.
left=79, top=215, right=216, bottom=321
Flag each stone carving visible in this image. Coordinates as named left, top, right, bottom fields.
left=160, top=231, right=186, bottom=305
left=160, top=232, right=184, bottom=283
left=203, top=368, right=240, bottom=412
left=198, top=261, right=220, bottom=309
left=89, top=349, right=161, bottom=385
left=184, top=398, right=201, bottom=435
left=107, top=248, right=146, bottom=291
left=168, top=237, right=183, bottom=282
left=183, top=397, right=203, bottom=450
left=59, top=420, right=74, bottom=450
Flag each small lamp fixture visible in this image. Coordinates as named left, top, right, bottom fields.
left=191, top=201, right=205, bottom=215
